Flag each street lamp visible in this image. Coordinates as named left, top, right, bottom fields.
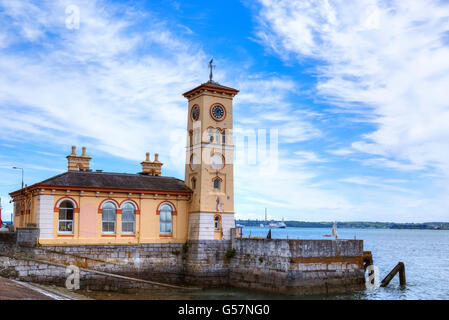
left=12, top=167, right=24, bottom=189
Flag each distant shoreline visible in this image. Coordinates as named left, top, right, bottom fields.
left=236, top=220, right=449, bottom=230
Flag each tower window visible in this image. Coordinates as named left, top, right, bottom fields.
left=213, top=177, right=221, bottom=190
left=192, top=177, right=197, bottom=189
left=208, top=128, right=214, bottom=143
left=214, top=215, right=221, bottom=230
left=215, top=129, right=221, bottom=144
left=222, top=130, right=226, bottom=144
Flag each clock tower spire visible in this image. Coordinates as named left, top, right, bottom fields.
left=183, top=71, right=239, bottom=240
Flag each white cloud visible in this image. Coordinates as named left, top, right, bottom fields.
left=294, top=151, right=327, bottom=164
left=340, top=176, right=417, bottom=194
left=255, top=0, right=449, bottom=177
left=327, top=148, right=354, bottom=156
left=252, top=0, right=449, bottom=221
left=0, top=0, right=207, bottom=176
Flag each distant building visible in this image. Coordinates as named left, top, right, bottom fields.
left=9, top=80, right=238, bottom=245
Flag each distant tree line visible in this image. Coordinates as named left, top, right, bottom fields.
left=235, top=220, right=449, bottom=230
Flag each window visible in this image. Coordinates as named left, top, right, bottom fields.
left=102, top=202, right=116, bottom=233
left=58, top=200, right=74, bottom=233
left=159, top=203, right=173, bottom=234
left=222, top=130, right=226, bottom=144
left=214, top=215, right=220, bottom=230
left=121, top=203, right=135, bottom=234
left=192, top=177, right=197, bottom=190
left=213, top=177, right=221, bottom=190
left=208, top=128, right=214, bottom=143
left=215, top=129, right=221, bottom=144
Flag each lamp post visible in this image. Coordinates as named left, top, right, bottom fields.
left=12, top=167, right=24, bottom=189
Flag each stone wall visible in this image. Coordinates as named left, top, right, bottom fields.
left=4, top=243, right=187, bottom=284
left=229, top=237, right=365, bottom=295
left=184, top=240, right=232, bottom=286
left=0, top=255, right=186, bottom=294
left=0, top=228, right=39, bottom=247
left=0, top=231, right=366, bottom=295
left=0, top=232, right=17, bottom=245
left=16, top=227, right=40, bottom=247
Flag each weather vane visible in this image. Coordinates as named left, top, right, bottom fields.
left=209, top=58, right=215, bottom=82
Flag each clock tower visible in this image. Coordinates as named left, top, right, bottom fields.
left=183, top=77, right=239, bottom=240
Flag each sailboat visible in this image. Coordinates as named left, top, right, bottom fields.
left=323, top=221, right=338, bottom=238
left=331, top=221, right=338, bottom=239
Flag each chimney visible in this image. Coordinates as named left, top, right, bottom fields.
left=67, top=146, right=92, bottom=171
left=140, top=152, right=163, bottom=176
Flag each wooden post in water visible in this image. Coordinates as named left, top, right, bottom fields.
left=381, top=262, right=406, bottom=287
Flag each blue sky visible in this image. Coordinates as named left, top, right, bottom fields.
left=1, top=0, right=449, bottom=222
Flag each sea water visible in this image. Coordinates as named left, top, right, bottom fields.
left=84, top=227, right=449, bottom=300
left=182, top=227, right=449, bottom=300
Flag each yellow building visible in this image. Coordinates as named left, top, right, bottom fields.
left=9, top=80, right=239, bottom=245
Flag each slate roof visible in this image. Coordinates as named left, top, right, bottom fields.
left=11, top=171, right=191, bottom=195
left=183, top=80, right=239, bottom=97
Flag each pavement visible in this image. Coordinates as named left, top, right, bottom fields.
left=0, top=276, right=92, bottom=300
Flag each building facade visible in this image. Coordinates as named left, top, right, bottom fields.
left=9, top=80, right=239, bottom=246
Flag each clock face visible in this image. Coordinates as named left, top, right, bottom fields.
left=211, top=104, right=225, bottom=121
left=191, top=105, right=199, bottom=121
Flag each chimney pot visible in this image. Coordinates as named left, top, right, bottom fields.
left=140, top=152, right=162, bottom=176
left=67, top=145, right=91, bottom=171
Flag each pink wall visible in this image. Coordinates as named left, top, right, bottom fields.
left=79, top=203, right=97, bottom=237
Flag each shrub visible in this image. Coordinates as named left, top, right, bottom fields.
left=225, top=248, right=236, bottom=259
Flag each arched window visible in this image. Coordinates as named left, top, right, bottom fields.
left=213, top=177, right=221, bottom=190
left=208, top=128, right=214, bottom=143
left=189, top=130, right=193, bottom=147
left=58, top=200, right=74, bottom=233
left=121, top=203, right=135, bottom=234
left=159, top=203, right=173, bottom=235
left=215, top=129, right=221, bottom=144
left=214, top=215, right=221, bottom=230
left=102, top=202, right=116, bottom=233
left=222, top=129, right=226, bottom=144
left=192, top=177, right=197, bottom=190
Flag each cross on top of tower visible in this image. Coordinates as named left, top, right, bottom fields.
left=208, top=58, right=216, bottom=83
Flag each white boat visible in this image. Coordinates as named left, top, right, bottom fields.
left=269, top=221, right=286, bottom=228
